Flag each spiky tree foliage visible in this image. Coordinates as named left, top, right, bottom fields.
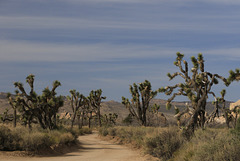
left=159, top=53, right=228, bottom=137
left=122, top=80, right=157, bottom=126
left=88, top=89, right=106, bottom=127
left=227, top=68, right=240, bottom=83
left=11, top=74, right=64, bottom=129
left=67, top=89, right=86, bottom=130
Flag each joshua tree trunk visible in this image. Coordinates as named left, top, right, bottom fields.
left=80, top=112, right=84, bottom=129
left=13, top=108, right=16, bottom=127
left=88, top=112, right=92, bottom=128
left=71, top=112, right=77, bottom=130
left=97, top=110, right=102, bottom=127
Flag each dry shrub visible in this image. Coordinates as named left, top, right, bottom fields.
left=145, top=127, right=184, bottom=160
left=99, top=126, right=183, bottom=158
left=70, top=127, right=92, bottom=137
left=170, top=128, right=240, bottom=161
left=98, top=127, right=109, bottom=136
left=0, top=125, right=77, bottom=151
left=22, top=132, right=53, bottom=151
left=59, top=132, right=75, bottom=144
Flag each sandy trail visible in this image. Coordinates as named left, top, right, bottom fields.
left=0, top=132, right=148, bottom=161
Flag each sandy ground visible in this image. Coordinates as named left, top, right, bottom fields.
left=0, top=132, right=155, bottom=161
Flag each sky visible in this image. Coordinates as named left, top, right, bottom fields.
left=0, top=0, right=240, bottom=102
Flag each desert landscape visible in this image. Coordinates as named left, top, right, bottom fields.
left=1, top=1, right=240, bottom=161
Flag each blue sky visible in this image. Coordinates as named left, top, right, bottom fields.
left=0, top=0, right=240, bottom=102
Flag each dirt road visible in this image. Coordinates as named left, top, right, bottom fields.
left=0, top=132, right=152, bottom=161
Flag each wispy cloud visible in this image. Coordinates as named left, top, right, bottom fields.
left=1, top=40, right=240, bottom=63
left=0, top=40, right=175, bottom=62
left=1, top=14, right=240, bottom=34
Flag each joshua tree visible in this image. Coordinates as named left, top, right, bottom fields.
left=159, top=53, right=228, bottom=138
left=102, top=113, right=118, bottom=126
left=11, top=74, right=64, bottom=129
left=40, top=83, right=64, bottom=129
left=88, top=89, right=106, bottom=127
left=122, top=80, right=157, bottom=126
left=67, top=89, right=86, bottom=130
left=7, top=92, right=20, bottom=127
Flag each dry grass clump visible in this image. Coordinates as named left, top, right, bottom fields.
left=99, top=126, right=158, bottom=148
left=99, top=125, right=240, bottom=161
left=99, top=126, right=183, bottom=159
left=0, top=125, right=92, bottom=152
left=145, top=127, right=184, bottom=160
left=170, top=128, right=240, bottom=161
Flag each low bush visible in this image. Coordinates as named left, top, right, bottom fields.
left=0, top=125, right=92, bottom=152
left=99, top=126, right=240, bottom=161
left=145, top=127, right=184, bottom=160
left=98, top=127, right=109, bottom=136
left=170, top=128, right=240, bottom=161
left=99, top=126, right=183, bottom=158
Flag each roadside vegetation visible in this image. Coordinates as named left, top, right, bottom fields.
left=99, top=53, right=240, bottom=160
left=0, top=124, right=91, bottom=152
left=1, top=53, right=240, bottom=160
left=99, top=125, right=240, bottom=161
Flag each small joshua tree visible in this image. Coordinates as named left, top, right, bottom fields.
left=7, top=92, right=20, bottom=127
left=122, top=80, right=157, bottom=126
left=88, top=89, right=106, bottom=127
left=67, top=89, right=86, bottom=130
left=159, top=53, right=228, bottom=138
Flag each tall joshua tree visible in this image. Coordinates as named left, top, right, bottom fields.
left=159, top=53, right=228, bottom=137
left=67, top=89, right=86, bottom=130
left=122, top=80, right=157, bottom=126
left=12, top=74, right=64, bottom=129
left=88, top=89, right=106, bottom=127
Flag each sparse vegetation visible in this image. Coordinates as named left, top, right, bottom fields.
left=1, top=53, right=240, bottom=160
